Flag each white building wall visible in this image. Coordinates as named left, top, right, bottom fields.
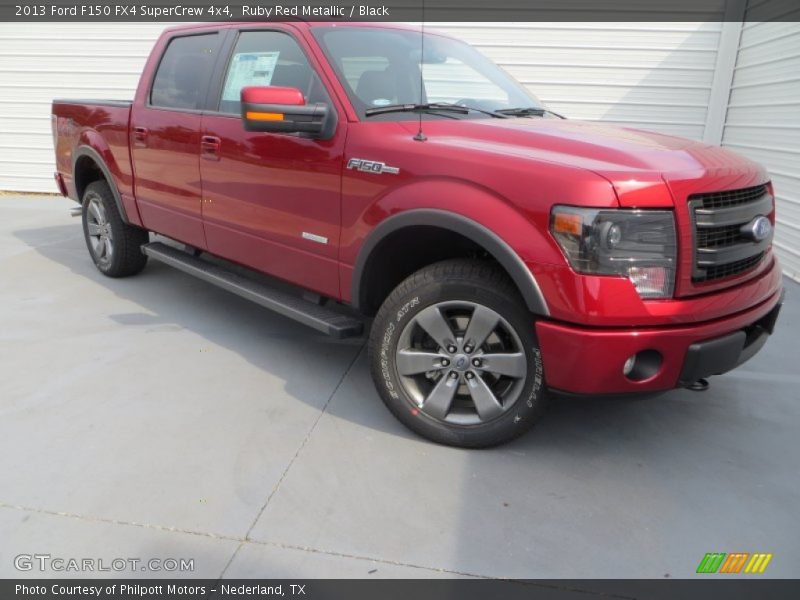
left=438, top=22, right=723, bottom=140
left=721, top=20, right=800, bottom=281
left=0, top=24, right=166, bottom=192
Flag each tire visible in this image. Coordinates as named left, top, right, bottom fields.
left=368, top=259, right=547, bottom=448
left=82, top=180, right=149, bottom=277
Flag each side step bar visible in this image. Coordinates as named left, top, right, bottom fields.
left=141, top=242, right=363, bottom=339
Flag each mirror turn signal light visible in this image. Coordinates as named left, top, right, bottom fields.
left=245, top=111, right=285, bottom=122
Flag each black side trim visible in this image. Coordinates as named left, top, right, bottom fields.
left=679, top=330, right=747, bottom=386
left=351, top=209, right=550, bottom=316
left=72, top=146, right=129, bottom=224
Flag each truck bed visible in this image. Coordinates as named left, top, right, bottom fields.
left=52, top=98, right=134, bottom=205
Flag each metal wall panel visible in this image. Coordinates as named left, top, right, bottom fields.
left=0, top=23, right=165, bottom=192
left=721, top=20, right=800, bottom=281
left=437, top=22, right=722, bottom=140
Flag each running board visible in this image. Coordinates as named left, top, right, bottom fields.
left=141, top=242, right=363, bottom=339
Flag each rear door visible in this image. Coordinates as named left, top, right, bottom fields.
left=198, top=26, right=347, bottom=299
left=130, top=31, right=223, bottom=248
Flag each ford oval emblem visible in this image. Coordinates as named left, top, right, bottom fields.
left=741, top=216, right=772, bottom=242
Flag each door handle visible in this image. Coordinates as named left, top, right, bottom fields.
left=133, top=126, right=148, bottom=146
left=201, top=135, right=221, bottom=161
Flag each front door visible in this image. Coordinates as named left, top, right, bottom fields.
left=131, top=31, right=222, bottom=248
left=199, top=28, right=346, bottom=298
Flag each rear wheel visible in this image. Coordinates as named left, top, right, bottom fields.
left=82, top=180, right=148, bottom=277
left=368, top=259, right=547, bottom=448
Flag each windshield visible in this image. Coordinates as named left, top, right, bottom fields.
left=312, top=26, right=543, bottom=120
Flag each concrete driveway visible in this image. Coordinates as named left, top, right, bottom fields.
left=1, top=195, right=798, bottom=580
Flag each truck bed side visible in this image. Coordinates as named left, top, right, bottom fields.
left=52, top=99, right=141, bottom=225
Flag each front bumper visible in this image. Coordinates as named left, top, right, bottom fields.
left=536, top=286, right=783, bottom=395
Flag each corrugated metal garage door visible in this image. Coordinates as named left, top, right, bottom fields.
left=0, top=24, right=166, bottom=192
left=0, top=22, right=723, bottom=193
left=440, top=22, right=722, bottom=140
left=721, top=21, right=800, bottom=281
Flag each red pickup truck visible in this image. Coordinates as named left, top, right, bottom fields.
left=52, top=22, right=783, bottom=447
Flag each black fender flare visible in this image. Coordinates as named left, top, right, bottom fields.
left=73, top=146, right=130, bottom=224
left=351, top=209, right=550, bottom=316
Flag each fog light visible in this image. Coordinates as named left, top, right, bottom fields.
left=623, top=355, right=636, bottom=376
left=623, top=350, right=663, bottom=381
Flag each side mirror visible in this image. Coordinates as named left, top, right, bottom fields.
left=241, top=86, right=328, bottom=136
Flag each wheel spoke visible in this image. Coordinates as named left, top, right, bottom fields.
left=104, top=237, right=113, bottom=259
left=88, top=201, right=102, bottom=223
left=466, top=374, right=504, bottom=421
left=463, top=305, right=499, bottom=350
left=396, top=350, right=445, bottom=375
left=86, top=222, right=101, bottom=236
left=422, top=374, right=459, bottom=419
left=94, top=200, right=107, bottom=223
left=95, top=237, right=106, bottom=258
left=414, top=306, right=456, bottom=350
left=481, top=352, right=526, bottom=378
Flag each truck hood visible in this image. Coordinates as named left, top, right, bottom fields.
left=401, top=118, right=767, bottom=206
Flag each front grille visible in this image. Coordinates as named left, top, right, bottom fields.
left=696, top=224, right=744, bottom=248
left=689, top=184, right=772, bottom=283
left=695, top=184, right=769, bottom=210
left=694, top=253, right=764, bottom=283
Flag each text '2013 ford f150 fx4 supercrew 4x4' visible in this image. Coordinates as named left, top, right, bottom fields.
left=52, top=22, right=783, bottom=447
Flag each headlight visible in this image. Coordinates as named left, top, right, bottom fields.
left=550, top=206, right=677, bottom=299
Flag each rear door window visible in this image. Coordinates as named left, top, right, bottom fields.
left=150, top=33, right=219, bottom=110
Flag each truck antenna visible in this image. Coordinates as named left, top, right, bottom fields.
left=414, top=0, right=427, bottom=142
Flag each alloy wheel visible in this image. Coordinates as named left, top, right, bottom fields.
left=395, top=301, right=527, bottom=425
left=86, top=195, right=114, bottom=265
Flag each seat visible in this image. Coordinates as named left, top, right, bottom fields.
left=355, top=69, right=397, bottom=107
left=272, top=64, right=312, bottom=96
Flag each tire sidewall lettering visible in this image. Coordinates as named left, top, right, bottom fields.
left=380, top=296, right=420, bottom=401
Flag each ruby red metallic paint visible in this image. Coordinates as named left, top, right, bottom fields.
left=537, top=278, right=783, bottom=394
left=52, top=22, right=783, bottom=396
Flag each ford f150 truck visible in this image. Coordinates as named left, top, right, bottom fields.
left=52, top=22, right=783, bottom=447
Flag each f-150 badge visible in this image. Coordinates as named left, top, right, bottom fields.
left=346, top=158, right=400, bottom=175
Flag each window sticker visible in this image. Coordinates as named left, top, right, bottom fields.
left=222, top=51, right=280, bottom=101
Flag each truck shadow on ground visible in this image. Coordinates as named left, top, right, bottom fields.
left=13, top=223, right=759, bottom=454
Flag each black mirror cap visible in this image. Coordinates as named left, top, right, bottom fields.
left=242, top=101, right=328, bottom=136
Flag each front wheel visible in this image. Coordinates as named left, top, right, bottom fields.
left=368, top=259, right=547, bottom=448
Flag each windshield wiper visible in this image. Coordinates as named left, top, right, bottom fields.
left=494, top=107, right=566, bottom=119
left=364, top=102, right=507, bottom=118
left=365, top=103, right=468, bottom=117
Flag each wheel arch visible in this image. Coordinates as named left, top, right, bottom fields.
left=73, top=146, right=129, bottom=224
left=351, top=209, right=550, bottom=317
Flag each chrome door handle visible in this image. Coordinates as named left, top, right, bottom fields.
left=201, top=136, right=221, bottom=160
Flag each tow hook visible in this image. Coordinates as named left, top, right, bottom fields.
left=686, top=378, right=710, bottom=392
